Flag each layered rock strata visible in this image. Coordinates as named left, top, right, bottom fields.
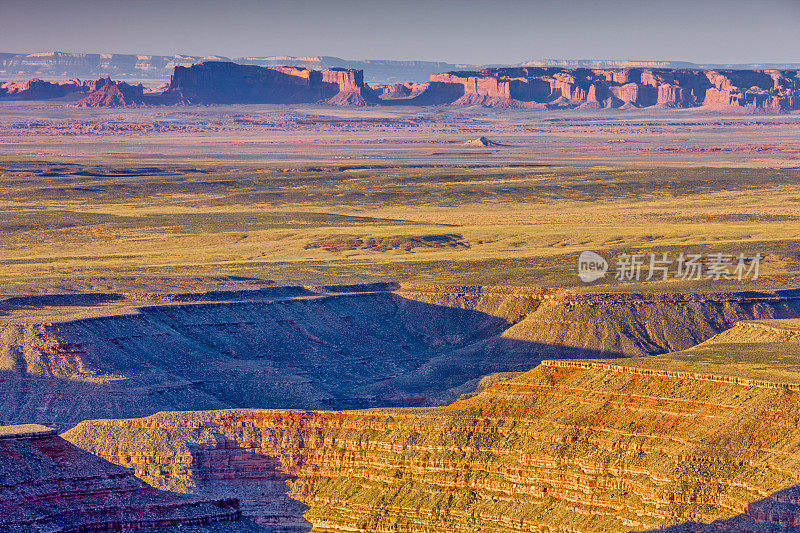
left=2, top=286, right=799, bottom=430
left=649, top=485, right=800, bottom=532
left=406, top=67, right=800, bottom=111
left=65, top=356, right=800, bottom=532
left=0, top=423, right=241, bottom=532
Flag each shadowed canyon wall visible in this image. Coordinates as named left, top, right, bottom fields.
left=0, top=424, right=241, bottom=532
left=2, top=286, right=799, bottom=431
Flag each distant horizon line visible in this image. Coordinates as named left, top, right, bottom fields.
left=2, top=50, right=799, bottom=67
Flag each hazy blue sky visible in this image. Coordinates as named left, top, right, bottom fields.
left=1, top=0, right=799, bottom=64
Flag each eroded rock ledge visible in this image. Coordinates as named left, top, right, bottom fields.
left=65, top=359, right=800, bottom=532
left=542, top=359, right=800, bottom=391
left=0, top=424, right=240, bottom=532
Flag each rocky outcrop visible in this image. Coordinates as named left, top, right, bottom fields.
left=72, top=77, right=149, bottom=107
left=0, top=423, right=242, bottom=531
left=65, top=354, right=800, bottom=532
left=425, top=70, right=551, bottom=107
left=4, top=64, right=798, bottom=111
left=463, top=136, right=504, bottom=147
left=2, top=286, right=799, bottom=430
left=378, top=80, right=466, bottom=105
left=372, top=81, right=462, bottom=104
left=391, top=67, right=800, bottom=111
left=0, top=77, right=102, bottom=100
left=321, top=68, right=376, bottom=105
left=372, top=82, right=424, bottom=99
left=165, top=62, right=325, bottom=104
left=162, top=61, right=376, bottom=105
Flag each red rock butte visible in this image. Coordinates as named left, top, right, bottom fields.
left=161, top=61, right=378, bottom=105
left=2, top=62, right=800, bottom=112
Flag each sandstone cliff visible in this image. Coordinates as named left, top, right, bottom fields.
left=393, top=67, right=800, bottom=111
left=0, top=285, right=533, bottom=429
left=5, top=64, right=798, bottom=112
left=0, top=423, right=243, bottom=531
left=321, top=68, right=376, bottom=105
left=391, top=288, right=800, bottom=405
left=65, top=349, right=800, bottom=532
left=162, top=61, right=376, bottom=105
left=647, top=484, right=800, bottom=532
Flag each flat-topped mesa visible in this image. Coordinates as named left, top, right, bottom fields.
left=404, top=67, right=800, bottom=111
left=0, top=423, right=242, bottom=532
left=162, top=60, right=377, bottom=105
